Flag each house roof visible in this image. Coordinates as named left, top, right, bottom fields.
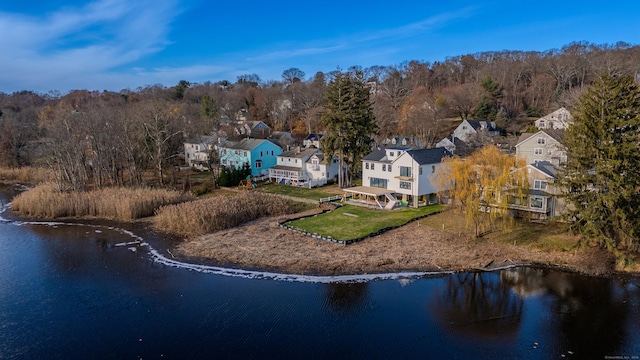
left=405, top=147, right=452, bottom=165
left=222, top=138, right=280, bottom=151
left=465, top=119, right=485, bottom=130
left=185, top=135, right=215, bottom=144
left=279, top=147, right=317, bottom=159
left=362, top=147, right=388, bottom=162
left=516, top=129, right=566, bottom=146
left=304, top=133, right=323, bottom=141
left=529, top=161, right=558, bottom=177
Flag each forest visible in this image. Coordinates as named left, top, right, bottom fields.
left=1, top=41, right=639, bottom=190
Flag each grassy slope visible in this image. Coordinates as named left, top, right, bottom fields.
left=287, top=204, right=443, bottom=240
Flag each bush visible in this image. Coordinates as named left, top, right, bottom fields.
left=154, top=191, right=299, bottom=237
left=12, top=182, right=192, bottom=221
left=218, top=163, right=251, bottom=187
left=0, top=166, right=52, bottom=184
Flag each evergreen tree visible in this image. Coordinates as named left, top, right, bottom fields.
left=321, top=71, right=377, bottom=187
left=560, top=73, right=640, bottom=251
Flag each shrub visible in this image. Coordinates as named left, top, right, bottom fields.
left=0, top=166, right=52, bottom=184
left=154, top=191, right=299, bottom=237
left=12, top=182, right=192, bottom=221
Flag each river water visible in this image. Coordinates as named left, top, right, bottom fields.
left=1, top=185, right=639, bottom=359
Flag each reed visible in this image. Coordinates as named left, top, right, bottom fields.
left=154, top=192, right=300, bottom=237
left=0, top=167, right=52, bottom=184
left=11, top=182, right=192, bottom=221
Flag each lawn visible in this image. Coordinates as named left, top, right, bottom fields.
left=258, top=183, right=342, bottom=201
left=286, top=204, right=444, bottom=241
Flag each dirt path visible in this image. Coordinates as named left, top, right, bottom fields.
left=175, top=208, right=615, bottom=277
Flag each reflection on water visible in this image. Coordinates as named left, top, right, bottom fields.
left=0, top=185, right=639, bottom=359
left=432, top=272, right=523, bottom=340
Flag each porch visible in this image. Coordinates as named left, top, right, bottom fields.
left=342, top=186, right=399, bottom=210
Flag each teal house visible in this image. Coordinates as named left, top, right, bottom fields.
left=219, top=138, right=282, bottom=176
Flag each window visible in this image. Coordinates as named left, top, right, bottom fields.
left=530, top=197, right=543, bottom=208
left=371, top=163, right=374, bottom=170
left=400, top=181, right=411, bottom=189
left=382, top=164, right=386, bottom=171
left=235, top=150, right=239, bottom=155
left=260, top=151, right=263, bottom=157
left=255, top=160, right=262, bottom=169
left=390, top=151, right=394, bottom=157
left=388, top=165, right=392, bottom=172
left=271, top=151, right=274, bottom=156
left=312, top=159, right=319, bottom=171
left=365, top=163, right=369, bottom=170
left=400, top=166, right=411, bottom=177
left=370, top=178, right=388, bottom=189
left=243, top=151, right=247, bottom=157
left=537, top=137, right=546, bottom=145
left=195, top=145, right=199, bottom=151
left=431, top=165, right=436, bottom=173
left=534, top=148, right=543, bottom=155
left=222, top=159, right=227, bottom=165
left=534, top=180, right=547, bottom=190
left=223, top=149, right=227, bottom=154
left=419, top=167, right=422, bottom=175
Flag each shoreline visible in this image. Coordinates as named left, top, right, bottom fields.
left=174, top=209, right=623, bottom=278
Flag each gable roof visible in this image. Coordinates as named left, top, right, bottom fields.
left=222, top=138, right=280, bottom=151
left=405, top=147, right=452, bottom=165
left=304, top=133, right=323, bottom=141
left=516, top=129, right=565, bottom=147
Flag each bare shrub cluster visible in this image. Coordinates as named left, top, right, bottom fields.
left=12, top=182, right=192, bottom=221
left=0, top=167, right=52, bottom=184
left=154, top=192, right=300, bottom=238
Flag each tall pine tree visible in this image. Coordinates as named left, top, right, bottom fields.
left=560, top=73, right=640, bottom=251
left=321, top=71, right=377, bottom=187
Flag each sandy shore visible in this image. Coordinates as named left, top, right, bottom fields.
left=175, top=207, right=616, bottom=277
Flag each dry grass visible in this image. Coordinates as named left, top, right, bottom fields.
left=154, top=191, right=307, bottom=238
left=0, top=166, right=52, bottom=184
left=12, top=182, right=191, bottom=221
left=176, top=208, right=615, bottom=276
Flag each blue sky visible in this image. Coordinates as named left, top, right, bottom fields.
left=1, top=0, right=639, bottom=94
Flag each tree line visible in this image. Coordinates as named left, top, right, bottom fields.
left=1, top=41, right=639, bottom=191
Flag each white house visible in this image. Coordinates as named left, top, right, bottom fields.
left=534, top=107, right=573, bottom=130
left=184, top=135, right=216, bottom=170
left=452, top=119, right=499, bottom=142
left=303, top=133, right=323, bottom=149
left=305, top=153, right=339, bottom=187
left=269, top=147, right=339, bottom=187
left=348, top=146, right=452, bottom=209
left=515, top=129, right=566, bottom=166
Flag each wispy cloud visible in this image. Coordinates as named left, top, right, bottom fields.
left=0, top=0, right=180, bottom=93
left=240, top=7, right=477, bottom=69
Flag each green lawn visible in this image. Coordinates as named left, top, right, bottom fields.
left=258, top=183, right=341, bottom=200
left=286, top=204, right=444, bottom=241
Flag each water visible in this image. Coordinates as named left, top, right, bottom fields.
left=1, top=186, right=639, bottom=359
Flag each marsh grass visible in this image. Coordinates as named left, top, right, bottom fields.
left=0, top=167, right=52, bottom=184
left=154, top=191, right=307, bottom=238
left=12, top=182, right=191, bottom=221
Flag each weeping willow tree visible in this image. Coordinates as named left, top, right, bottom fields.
left=559, top=73, right=640, bottom=252
left=438, top=146, right=529, bottom=237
